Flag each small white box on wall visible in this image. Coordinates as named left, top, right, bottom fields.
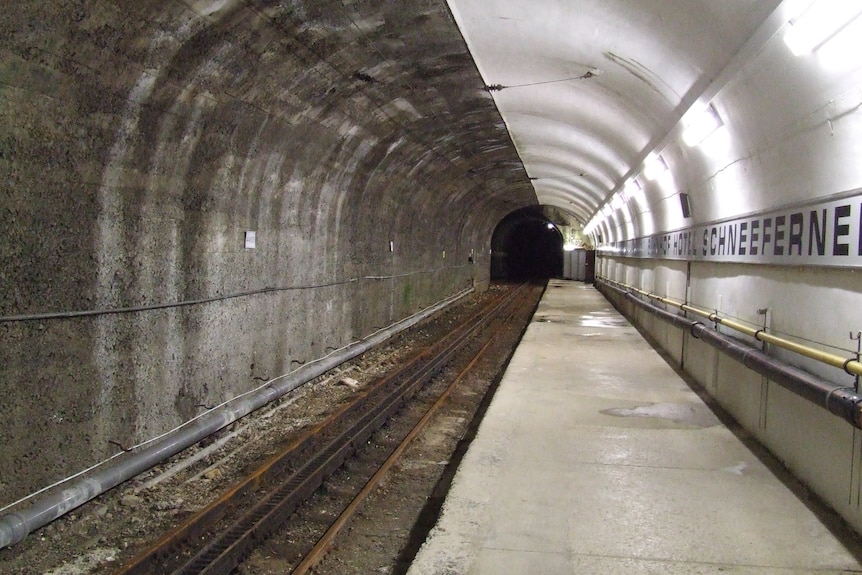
left=244, top=231, right=256, bottom=249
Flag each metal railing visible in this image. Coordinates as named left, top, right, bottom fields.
left=598, top=276, right=862, bottom=379
left=595, top=276, right=862, bottom=429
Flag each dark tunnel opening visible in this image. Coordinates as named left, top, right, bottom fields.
left=490, top=208, right=564, bottom=281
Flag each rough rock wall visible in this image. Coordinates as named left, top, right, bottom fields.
left=0, top=0, right=535, bottom=503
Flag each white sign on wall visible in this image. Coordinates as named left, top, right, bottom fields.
left=244, top=231, right=256, bottom=249
left=600, top=189, right=862, bottom=268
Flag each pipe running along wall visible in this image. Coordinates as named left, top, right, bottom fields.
left=603, top=278, right=862, bottom=379
left=596, top=279, right=862, bottom=430
left=0, top=288, right=472, bottom=550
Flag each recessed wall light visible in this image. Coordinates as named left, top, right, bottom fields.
left=643, top=153, right=668, bottom=181
left=682, top=104, right=723, bottom=147
left=784, top=0, right=862, bottom=55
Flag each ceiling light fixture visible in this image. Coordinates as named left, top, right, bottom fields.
left=623, top=179, right=644, bottom=202
left=784, top=0, right=862, bottom=55
left=682, top=104, right=724, bottom=147
left=643, top=153, right=668, bottom=181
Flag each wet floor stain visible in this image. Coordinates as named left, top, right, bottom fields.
left=722, top=461, right=748, bottom=475
left=533, top=314, right=570, bottom=323
left=579, top=313, right=628, bottom=328
left=600, top=402, right=721, bottom=428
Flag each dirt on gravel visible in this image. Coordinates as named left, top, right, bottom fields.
left=0, top=283, right=537, bottom=575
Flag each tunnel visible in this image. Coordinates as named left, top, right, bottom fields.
left=4, top=0, right=862, bottom=554
left=490, top=207, right=565, bottom=281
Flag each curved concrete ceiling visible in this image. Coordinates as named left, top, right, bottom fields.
left=447, top=0, right=782, bottom=224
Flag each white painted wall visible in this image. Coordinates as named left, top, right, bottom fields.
left=595, top=3, right=862, bottom=533
left=600, top=277, right=862, bottom=533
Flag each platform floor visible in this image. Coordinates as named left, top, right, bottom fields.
left=407, top=280, right=862, bottom=574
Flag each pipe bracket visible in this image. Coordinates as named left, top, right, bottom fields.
left=825, top=385, right=853, bottom=409
left=824, top=386, right=862, bottom=428
left=690, top=322, right=705, bottom=339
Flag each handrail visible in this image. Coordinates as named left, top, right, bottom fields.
left=595, top=278, right=862, bottom=430
left=597, top=276, right=862, bottom=379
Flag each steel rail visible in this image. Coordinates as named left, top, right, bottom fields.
left=0, top=288, right=474, bottom=550
left=291, top=286, right=530, bottom=574
left=113, top=283, right=528, bottom=575
left=172, top=284, right=525, bottom=575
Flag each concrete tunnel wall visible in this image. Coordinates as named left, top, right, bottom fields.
left=0, top=1, right=536, bottom=504
left=592, top=5, right=862, bottom=533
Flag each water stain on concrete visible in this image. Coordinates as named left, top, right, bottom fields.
left=579, top=313, right=628, bottom=328
left=601, top=402, right=721, bottom=428
left=533, top=314, right=571, bottom=324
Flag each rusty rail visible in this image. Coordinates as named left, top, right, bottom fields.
left=292, top=286, right=531, bottom=574
left=114, top=283, right=532, bottom=575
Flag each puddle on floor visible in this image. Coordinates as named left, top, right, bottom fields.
left=600, top=402, right=720, bottom=428
left=579, top=312, right=628, bottom=328
left=533, top=314, right=570, bottom=323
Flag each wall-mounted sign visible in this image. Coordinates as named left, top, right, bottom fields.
left=600, top=189, right=862, bottom=268
left=244, top=230, right=256, bottom=249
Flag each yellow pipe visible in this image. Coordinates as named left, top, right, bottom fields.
left=598, top=276, right=862, bottom=378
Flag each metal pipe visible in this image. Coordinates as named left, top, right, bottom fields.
left=597, top=280, right=862, bottom=429
left=0, top=288, right=473, bottom=549
left=599, top=276, right=862, bottom=377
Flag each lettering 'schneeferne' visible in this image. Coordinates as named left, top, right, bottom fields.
left=600, top=192, right=862, bottom=267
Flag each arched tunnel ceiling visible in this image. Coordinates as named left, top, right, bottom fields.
left=447, top=0, right=782, bottom=224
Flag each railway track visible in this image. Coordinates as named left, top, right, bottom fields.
left=113, top=282, right=541, bottom=575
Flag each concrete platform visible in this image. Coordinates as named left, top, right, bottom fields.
left=407, top=280, right=862, bottom=574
